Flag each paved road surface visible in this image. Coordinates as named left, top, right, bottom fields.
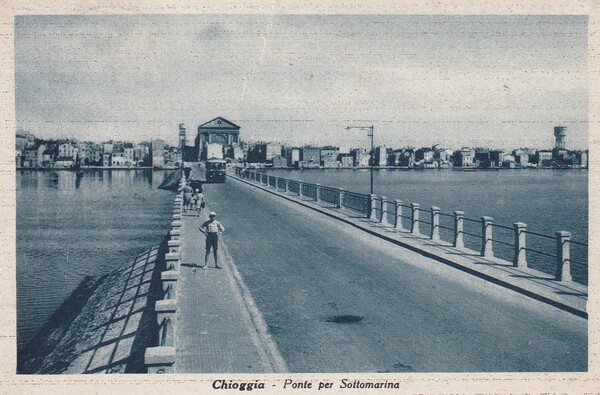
left=200, top=175, right=587, bottom=373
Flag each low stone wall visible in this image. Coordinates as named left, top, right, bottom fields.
left=144, top=172, right=185, bottom=373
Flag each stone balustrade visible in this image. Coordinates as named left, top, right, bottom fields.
left=236, top=168, right=585, bottom=284
left=145, top=170, right=187, bottom=373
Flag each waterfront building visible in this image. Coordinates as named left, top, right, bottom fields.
left=536, top=150, right=553, bottom=166
left=111, top=147, right=124, bottom=166
left=163, top=146, right=180, bottom=166
left=272, top=155, right=288, bottom=168
left=320, top=146, right=339, bottom=166
left=415, top=147, right=435, bottom=163
left=41, top=148, right=55, bottom=168
left=490, top=150, right=504, bottom=167
left=75, top=142, right=90, bottom=164
left=433, top=146, right=453, bottom=162
left=124, top=143, right=135, bottom=164
left=58, top=142, right=78, bottom=161
left=513, top=148, right=532, bottom=167
left=374, top=146, right=388, bottom=167
left=23, top=144, right=41, bottom=168
left=151, top=139, right=165, bottom=168
left=453, top=147, right=475, bottom=167
left=580, top=151, right=588, bottom=168
left=285, top=148, right=301, bottom=167
left=300, top=147, right=321, bottom=168
left=394, top=149, right=415, bottom=167
left=338, top=153, right=355, bottom=167
left=233, top=145, right=244, bottom=161
left=474, top=148, right=490, bottom=167
left=266, top=144, right=283, bottom=161
left=352, top=148, right=371, bottom=167
left=196, top=117, right=240, bottom=160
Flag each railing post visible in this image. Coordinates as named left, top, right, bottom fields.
left=155, top=299, right=177, bottom=346
left=411, top=203, right=420, bottom=235
left=380, top=196, right=389, bottom=225
left=165, top=252, right=180, bottom=271
left=513, top=222, right=528, bottom=268
left=167, top=239, right=181, bottom=255
left=394, top=200, right=403, bottom=230
left=170, top=228, right=181, bottom=241
left=481, top=216, right=494, bottom=257
left=369, top=194, right=378, bottom=221
left=315, top=184, right=320, bottom=202
left=555, top=231, right=572, bottom=282
left=298, top=180, right=303, bottom=197
left=285, top=179, right=289, bottom=193
left=161, top=270, right=179, bottom=299
left=453, top=211, right=464, bottom=249
left=145, top=346, right=175, bottom=373
left=338, top=188, right=344, bottom=209
left=430, top=207, right=440, bottom=240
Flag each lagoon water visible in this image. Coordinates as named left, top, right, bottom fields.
left=264, top=168, right=589, bottom=284
left=16, top=170, right=175, bottom=349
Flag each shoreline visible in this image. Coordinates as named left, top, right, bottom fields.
left=249, top=166, right=589, bottom=171
left=16, top=166, right=180, bottom=171
left=17, top=236, right=169, bottom=374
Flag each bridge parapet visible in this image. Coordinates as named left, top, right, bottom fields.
left=145, top=170, right=187, bottom=373
left=236, top=168, right=587, bottom=286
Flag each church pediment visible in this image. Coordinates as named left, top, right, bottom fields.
left=198, top=117, right=240, bottom=131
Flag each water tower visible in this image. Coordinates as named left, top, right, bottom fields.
left=554, top=126, right=567, bottom=150
left=179, top=123, right=186, bottom=149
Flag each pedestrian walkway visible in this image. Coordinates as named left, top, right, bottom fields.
left=174, top=172, right=287, bottom=373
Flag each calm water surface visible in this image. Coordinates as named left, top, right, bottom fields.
left=16, top=170, right=175, bottom=349
left=264, top=168, right=589, bottom=283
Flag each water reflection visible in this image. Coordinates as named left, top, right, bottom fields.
left=16, top=169, right=176, bottom=349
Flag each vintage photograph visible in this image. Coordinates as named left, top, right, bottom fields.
left=13, top=13, right=588, bottom=379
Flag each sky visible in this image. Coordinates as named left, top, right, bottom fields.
left=15, top=14, right=588, bottom=150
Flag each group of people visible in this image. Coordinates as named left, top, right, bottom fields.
left=181, top=182, right=205, bottom=217
left=180, top=180, right=225, bottom=269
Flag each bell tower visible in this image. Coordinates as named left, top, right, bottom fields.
left=179, top=123, right=186, bottom=149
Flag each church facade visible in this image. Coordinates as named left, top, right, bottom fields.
left=194, top=117, right=240, bottom=160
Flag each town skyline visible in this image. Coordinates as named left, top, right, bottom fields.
left=15, top=15, right=588, bottom=150
left=16, top=122, right=586, bottom=152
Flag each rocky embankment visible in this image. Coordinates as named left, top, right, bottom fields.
left=18, top=238, right=167, bottom=374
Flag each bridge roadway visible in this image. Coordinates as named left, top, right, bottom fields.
left=188, top=170, right=587, bottom=373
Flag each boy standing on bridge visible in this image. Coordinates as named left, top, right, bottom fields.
left=200, top=211, right=225, bottom=269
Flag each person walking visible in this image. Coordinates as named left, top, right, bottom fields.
left=181, top=182, right=193, bottom=212
left=200, top=211, right=225, bottom=269
left=191, top=189, right=205, bottom=217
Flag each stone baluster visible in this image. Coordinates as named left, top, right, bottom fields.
left=394, top=200, right=403, bottom=230
left=555, top=231, right=572, bottom=282
left=380, top=196, right=389, bottom=226
left=453, top=211, right=464, bottom=249
left=411, top=203, right=420, bottom=235
left=481, top=216, right=494, bottom=257
left=513, top=222, right=528, bottom=268
left=430, top=207, right=440, bottom=240
left=369, top=194, right=378, bottom=222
